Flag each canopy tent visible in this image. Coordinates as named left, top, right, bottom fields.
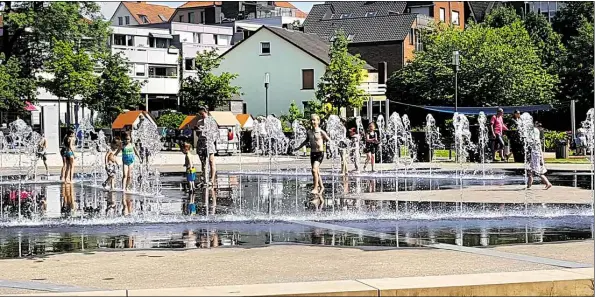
left=236, top=114, right=254, bottom=129
left=112, top=110, right=156, bottom=130
left=210, top=111, right=240, bottom=127
left=392, top=101, right=553, bottom=116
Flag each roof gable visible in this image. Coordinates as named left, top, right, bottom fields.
left=179, top=1, right=221, bottom=9
left=121, top=2, right=175, bottom=24
left=219, top=26, right=374, bottom=70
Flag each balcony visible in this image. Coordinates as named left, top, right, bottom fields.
left=181, top=43, right=231, bottom=57
left=111, top=46, right=178, bottom=65
left=416, top=14, right=435, bottom=29
left=359, top=82, right=387, bottom=96
left=141, top=77, right=179, bottom=95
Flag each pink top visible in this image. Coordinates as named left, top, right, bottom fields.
left=490, top=115, right=508, bottom=135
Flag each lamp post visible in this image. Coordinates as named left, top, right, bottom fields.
left=452, top=50, right=460, bottom=113
left=264, top=72, right=270, bottom=116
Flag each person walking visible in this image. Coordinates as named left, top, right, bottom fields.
left=527, top=122, right=552, bottom=190
left=490, top=108, right=508, bottom=161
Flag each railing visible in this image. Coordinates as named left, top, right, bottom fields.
left=416, top=14, right=434, bottom=28
left=359, top=82, right=387, bottom=95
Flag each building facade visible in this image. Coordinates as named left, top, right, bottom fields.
left=213, top=26, right=384, bottom=116
left=110, top=2, right=176, bottom=26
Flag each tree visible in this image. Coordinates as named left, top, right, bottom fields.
left=315, top=30, right=366, bottom=116
left=43, top=40, right=97, bottom=126
left=180, top=49, right=241, bottom=113
left=523, top=12, right=565, bottom=73
left=558, top=17, right=593, bottom=111
left=157, top=112, right=186, bottom=129
left=552, top=1, right=593, bottom=45
left=280, top=101, right=304, bottom=132
left=1, top=1, right=110, bottom=107
left=87, top=52, right=144, bottom=124
left=484, top=6, right=521, bottom=28
left=0, top=54, right=36, bottom=113
left=386, top=21, right=557, bottom=107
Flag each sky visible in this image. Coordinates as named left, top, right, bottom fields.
left=100, top=2, right=321, bottom=19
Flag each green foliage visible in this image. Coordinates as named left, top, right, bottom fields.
left=523, top=12, right=566, bottom=73
left=315, top=30, right=367, bottom=114
left=543, top=130, right=567, bottom=152
left=0, top=54, right=36, bottom=113
left=180, top=49, right=241, bottom=112
left=1, top=1, right=110, bottom=108
left=484, top=6, right=521, bottom=28
left=552, top=1, right=594, bottom=45
left=157, top=113, right=186, bottom=129
left=279, top=101, right=304, bottom=132
left=387, top=21, right=557, bottom=108
left=88, top=52, right=144, bottom=124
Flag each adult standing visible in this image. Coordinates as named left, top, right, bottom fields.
left=490, top=108, right=508, bottom=161
left=195, top=106, right=217, bottom=186
left=507, top=110, right=523, bottom=162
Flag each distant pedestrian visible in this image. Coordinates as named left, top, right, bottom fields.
left=363, top=122, right=379, bottom=172
left=491, top=108, right=508, bottom=161
left=36, top=133, right=49, bottom=176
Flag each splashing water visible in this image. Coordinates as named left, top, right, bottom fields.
left=326, top=115, right=347, bottom=163
left=387, top=112, right=404, bottom=169
left=425, top=114, right=444, bottom=155
left=401, top=114, right=417, bottom=167
left=452, top=112, right=475, bottom=163
left=131, top=116, right=163, bottom=195
left=477, top=112, right=489, bottom=175
left=377, top=115, right=385, bottom=165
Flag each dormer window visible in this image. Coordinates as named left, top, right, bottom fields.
left=158, top=14, right=167, bottom=22
left=347, top=34, right=355, bottom=41
left=365, top=11, right=377, bottom=17
left=339, top=13, right=351, bottom=19
left=138, top=14, right=149, bottom=24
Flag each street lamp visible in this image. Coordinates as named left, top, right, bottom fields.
left=264, top=72, right=270, bottom=116
left=452, top=50, right=460, bottom=113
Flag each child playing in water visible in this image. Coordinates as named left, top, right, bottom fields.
left=363, top=122, right=379, bottom=172
left=295, top=114, right=329, bottom=194
left=121, top=133, right=141, bottom=192
left=527, top=123, right=553, bottom=190
left=183, top=142, right=196, bottom=193
left=102, top=139, right=120, bottom=190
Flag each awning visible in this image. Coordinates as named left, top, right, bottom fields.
left=423, top=104, right=553, bottom=115
left=390, top=101, right=553, bottom=116
left=24, top=101, right=39, bottom=112
left=149, top=33, right=173, bottom=39
left=210, top=111, right=240, bottom=127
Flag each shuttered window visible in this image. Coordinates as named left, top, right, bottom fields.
left=302, top=69, right=314, bottom=90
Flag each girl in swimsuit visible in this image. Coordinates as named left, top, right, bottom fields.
left=121, top=133, right=140, bottom=192
left=61, top=130, right=76, bottom=183
left=363, top=123, right=379, bottom=172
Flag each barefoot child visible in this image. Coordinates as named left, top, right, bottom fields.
left=363, top=122, right=379, bottom=172
left=527, top=123, right=552, bottom=190
left=102, top=139, right=120, bottom=190
left=295, top=114, right=329, bottom=194
left=121, top=133, right=141, bottom=192
left=183, top=142, right=196, bottom=193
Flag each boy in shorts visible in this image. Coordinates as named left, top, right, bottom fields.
left=183, top=142, right=196, bottom=193
left=295, top=114, right=329, bottom=194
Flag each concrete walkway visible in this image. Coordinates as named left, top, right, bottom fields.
left=0, top=241, right=591, bottom=292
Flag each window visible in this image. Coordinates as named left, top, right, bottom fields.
left=214, top=35, right=219, bottom=45
left=118, top=17, right=123, bottom=25
left=113, top=34, right=126, bottom=46
left=260, top=42, right=270, bottom=55
left=302, top=69, right=314, bottom=90
left=179, top=15, right=184, bottom=22
left=340, top=13, right=351, bottom=19
left=409, top=28, right=414, bottom=45
left=125, top=16, right=130, bottom=25
left=439, top=8, right=445, bottom=22
left=139, top=14, right=149, bottom=24
left=149, top=66, right=177, bottom=78
left=414, top=30, right=423, bottom=51
left=347, top=34, right=355, bottom=41
left=126, top=35, right=134, bottom=46
left=193, top=33, right=201, bottom=43
left=365, top=11, right=377, bottom=17
left=200, top=11, right=205, bottom=23
left=135, top=64, right=146, bottom=76
left=451, top=10, right=459, bottom=25
left=185, top=58, right=194, bottom=70
left=158, top=14, right=167, bottom=22
left=188, top=12, right=195, bottom=23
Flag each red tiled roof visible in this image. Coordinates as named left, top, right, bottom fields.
left=273, top=1, right=296, bottom=9
left=180, top=1, right=221, bottom=9
left=295, top=9, right=307, bottom=18
left=122, top=2, right=175, bottom=24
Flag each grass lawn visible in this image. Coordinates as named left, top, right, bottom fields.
left=544, top=158, right=591, bottom=164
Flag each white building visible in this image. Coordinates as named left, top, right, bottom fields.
left=109, top=22, right=233, bottom=112
left=213, top=26, right=385, bottom=116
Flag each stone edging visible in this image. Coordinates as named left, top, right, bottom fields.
left=2, top=268, right=593, bottom=296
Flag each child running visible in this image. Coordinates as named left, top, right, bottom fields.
left=295, top=114, right=329, bottom=194
left=102, top=139, right=120, bottom=190
left=527, top=123, right=553, bottom=190
left=121, top=133, right=141, bottom=192
left=183, top=142, right=196, bottom=193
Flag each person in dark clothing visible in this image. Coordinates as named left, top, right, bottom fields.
left=507, top=110, right=524, bottom=162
